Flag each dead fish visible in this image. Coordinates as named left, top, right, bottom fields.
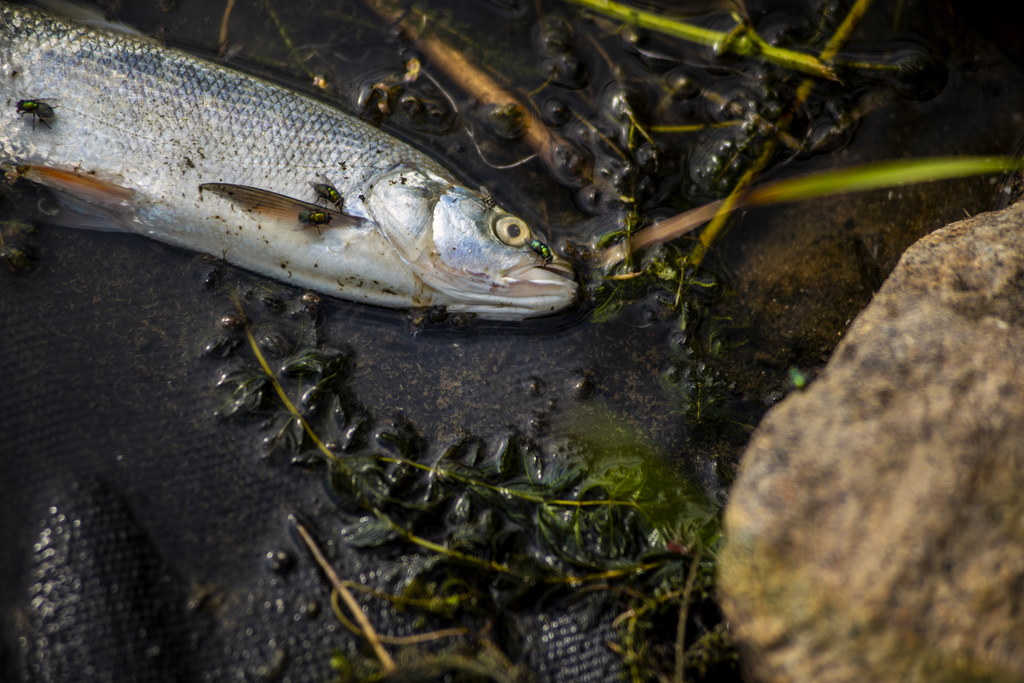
left=0, top=3, right=577, bottom=319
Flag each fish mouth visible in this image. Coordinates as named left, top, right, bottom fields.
left=534, top=257, right=575, bottom=279
left=490, top=257, right=578, bottom=317
left=439, top=257, right=577, bottom=319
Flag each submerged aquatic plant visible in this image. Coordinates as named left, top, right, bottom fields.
left=570, top=0, right=840, bottom=79
left=205, top=0, right=1024, bottom=679
left=0, top=220, right=37, bottom=272
left=211, top=291, right=734, bottom=681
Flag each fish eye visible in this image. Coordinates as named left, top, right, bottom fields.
left=493, top=214, right=532, bottom=247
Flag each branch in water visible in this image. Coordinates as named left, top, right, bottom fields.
left=293, top=518, right=397, bottom=674
left=362, top=0, right=560, bottom=161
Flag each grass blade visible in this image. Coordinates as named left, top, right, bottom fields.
left=747, top=156, right=1023, bottom=203
left=599, top=156, right=1024, bottom=267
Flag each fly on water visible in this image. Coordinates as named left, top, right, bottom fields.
left=0, top=2, right=577, bottom=320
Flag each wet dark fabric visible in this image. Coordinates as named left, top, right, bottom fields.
left=15, top=475, right=199, bottom=682
left=0, top=227, right=657, bottom=681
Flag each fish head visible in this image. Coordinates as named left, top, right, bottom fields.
left=366, top=166, right=577, bottom=319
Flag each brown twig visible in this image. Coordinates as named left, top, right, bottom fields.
left=217, top=0, right=236, bottom=56
left=293, top=519, right=397, bottom=674
left=595, top=199, right=725, bottom=269
left=362, top=0, right=558, bottom=160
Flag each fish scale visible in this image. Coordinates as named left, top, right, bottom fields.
left=4, top=6, right=439, bottom=198
left=1, top=3, right=576, bottom=319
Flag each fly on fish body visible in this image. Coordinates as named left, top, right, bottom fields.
left=298, top=209, right=331, bottom=228
left=529, top=239, right=553, bottom=264
left=16, top=99, right=55, bottom=129
left=311, top=176, right=344, bottom=211
left=479, top=186, right=497, bottom=209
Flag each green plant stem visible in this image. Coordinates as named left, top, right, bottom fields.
left=688, top=0, right=873, bottom=268
left=651, top=121, right=743, bottom=133
left=241, top=316, right=343, bottom=468
left=239, top=313, right=523, bottom=640
left=746, top=156, right=1024, bottom=202
left=820, top=0, right=874, bottom=61
left=338, top=579, right=473, bottom=610
left=619, top=589, right=683, bottom=680
left=375, top=455, right=642, bottom=510
left=379, top=512, right=519, bottom=575
left=596, top=0, right=880, bottom=270
left=674, top=547, right=704, bottom=683
left=548, top=560, right=667, bottom=586
left=382, top=511, right=669, bottom=585
left=570, top=0, right=836, bottom=80
left=329, top=591, right=470, bottom=644
left=688, top=157, right=766, bottom=268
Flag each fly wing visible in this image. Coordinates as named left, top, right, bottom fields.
left=199, top=183, right=363, bottom=229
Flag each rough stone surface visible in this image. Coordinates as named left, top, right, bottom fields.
left=719, top=200, right=1024, bottom=683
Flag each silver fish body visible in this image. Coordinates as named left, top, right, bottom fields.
left=0, top=3, right=577, bottom=319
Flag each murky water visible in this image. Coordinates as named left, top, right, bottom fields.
left=3, top=0, right=1023, bottom=679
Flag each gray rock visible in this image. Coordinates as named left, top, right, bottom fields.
left=719, top=200, right=1024, bottom=682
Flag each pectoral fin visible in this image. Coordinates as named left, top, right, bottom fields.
left=7, top=163, right=134, bottom=203
left=3, top=163, right=136, bottom=230
left=199, top=183, right=362, bottom=229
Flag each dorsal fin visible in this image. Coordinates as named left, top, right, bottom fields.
left=26, top=0, right=148, bottom=36
left=199, top=183, right=362, bottom=228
